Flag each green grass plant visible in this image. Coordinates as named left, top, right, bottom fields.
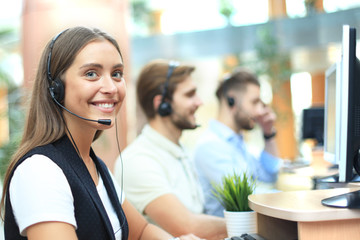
left=212, top=171, right=256, bottom=212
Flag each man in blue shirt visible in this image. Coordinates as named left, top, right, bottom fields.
left=193, top=68, right=283, bottom=217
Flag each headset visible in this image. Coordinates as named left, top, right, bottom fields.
left=227, top=96, right=235, bottom=107
left=46, top=29, right=111, bottom=125
left=158, top=61, right=179, bottom=116
left=47, top=30, right=68, bottom=104
left=222, top=75, right=235, bottom=107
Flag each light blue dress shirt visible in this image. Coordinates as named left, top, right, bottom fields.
left=193, top=120, right=282, bottom=217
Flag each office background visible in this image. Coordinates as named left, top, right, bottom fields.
left=0, top=0, right=360, bottom=172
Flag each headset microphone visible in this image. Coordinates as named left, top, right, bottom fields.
left=50, top=94, right=112, bottom=125
left=97, top=119, right=112, bottom=125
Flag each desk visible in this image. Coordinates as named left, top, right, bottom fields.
left=249, top=188, right=360, bottom=240
left=276, top=149, right=338, bottom=191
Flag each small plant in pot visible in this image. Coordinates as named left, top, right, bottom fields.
left=212, top=171, right=257, bottom=237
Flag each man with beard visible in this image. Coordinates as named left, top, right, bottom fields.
left=114, top=60, right=227, bottom=240
left=193, top=68, right=283, bottom=217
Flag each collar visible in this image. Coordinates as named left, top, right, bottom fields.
left=142, top=124, right=187, bottom=160
left=208, top=119, right=244, bottom=143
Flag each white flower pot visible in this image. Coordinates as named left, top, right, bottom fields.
left=224, top=210, right=257, bottom=237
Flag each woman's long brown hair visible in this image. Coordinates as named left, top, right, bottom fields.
left=0, top=26, right=123, bottom=218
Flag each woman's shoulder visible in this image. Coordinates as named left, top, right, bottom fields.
left=17, top=153, right=61, bottom=170
left=12, top=154, right=67, bottom=186
left=9, top=154, right=76, bottom=236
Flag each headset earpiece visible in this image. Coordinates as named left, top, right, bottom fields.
left=49, top=77, right=65, bottom=103
left=222, top=75, right=235, bottom=108
left=227, top=96, right=235, bottom=107
left=158, top=101, right=172, bottom=117
left=158, top=61, right=179, bottom=117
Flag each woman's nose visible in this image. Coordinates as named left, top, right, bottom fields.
left=100, top=76, right=117, bottom=94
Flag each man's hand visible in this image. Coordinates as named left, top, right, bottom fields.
left=255, top=104, right=276, bottom=135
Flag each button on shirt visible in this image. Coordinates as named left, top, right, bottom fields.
left=193, top=120, right=282, bottom=217
left=114, top=124, right=204, bottom=222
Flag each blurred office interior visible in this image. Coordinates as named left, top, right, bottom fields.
left=0, top=0, right=360, bottom=173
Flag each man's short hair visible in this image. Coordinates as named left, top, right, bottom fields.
left=215, top=68, right=260, bottom=101
left=136, top=59, right=195, bottom=119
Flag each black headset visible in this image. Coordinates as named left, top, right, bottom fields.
left=227, top=96, right=235, bottom=107
left=222, top=75, right=235, bottom=107
left=47, top=29, right=69, bottom=103
left=158, top=61, right=179, bottom=117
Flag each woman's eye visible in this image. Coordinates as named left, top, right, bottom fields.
left=85, top=71, right=98, bottom=78
left=112, top=71, right=124, bottom=79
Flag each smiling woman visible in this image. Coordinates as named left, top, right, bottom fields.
left=61, top=40, right=126, bottom=128
left=0, top=26, right=197, bottom=240
left=0, top=27, right=128, bottom=240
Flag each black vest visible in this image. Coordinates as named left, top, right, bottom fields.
left=4, top=135, right=129, bottom=240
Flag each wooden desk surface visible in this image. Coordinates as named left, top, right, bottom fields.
left=249, top=188, right=360, bottom=222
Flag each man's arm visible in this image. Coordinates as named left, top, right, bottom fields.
left=145, top=194, right=227, bottom=240
left=256, top=105, right=279, bottom=157
left=123, top=199, right=171, bottom=240
left=123, top=199, right=203, bottom=240
left=264, top=136, right=279, bottom=157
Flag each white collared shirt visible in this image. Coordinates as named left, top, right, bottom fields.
left=115, top=124, right=204, bottom=220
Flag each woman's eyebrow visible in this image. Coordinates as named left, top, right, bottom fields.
left=80, top=63, right=103, bottom=69
left=113, top=63, right=124, bottom=69
left=79, top=63, right=124, bottom=69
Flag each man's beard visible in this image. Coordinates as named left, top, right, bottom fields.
left=170, top=111, right=197, bottom=130
left=234, top=109, right=255, bottom=131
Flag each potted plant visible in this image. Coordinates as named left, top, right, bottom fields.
left=212, top=171, right=257, bottom=237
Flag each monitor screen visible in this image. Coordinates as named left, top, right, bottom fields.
left=322, top=25, right=360, bottom=183
left=338, top=25, right=360, bottom=182
left=302, top=107, right=324, bottom=146
left=324, top=61, right=341, bottom=164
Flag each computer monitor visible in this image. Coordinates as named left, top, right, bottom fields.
left=301, top=107, right=324, bottom=146
left=338, top=25, right=360, bottom=183
left=322, top=25, right=360, bottom=208
left=323, top=61, right=341, bottom=164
